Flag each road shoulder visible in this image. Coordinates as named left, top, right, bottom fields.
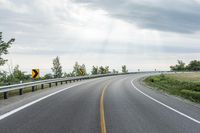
left=0, top=79, right=96, bottom=115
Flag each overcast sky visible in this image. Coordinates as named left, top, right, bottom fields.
left=1, top=0, right=200, bottom=74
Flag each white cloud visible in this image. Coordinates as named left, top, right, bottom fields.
left=0, top=0, right=29, bottom=13
left=1, top=0, right=200, bottom=74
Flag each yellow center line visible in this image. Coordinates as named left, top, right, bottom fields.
left=100, top=81, right=111, bottom=133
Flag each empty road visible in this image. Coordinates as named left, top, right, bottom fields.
left=0, top=74, right=200, bottom=133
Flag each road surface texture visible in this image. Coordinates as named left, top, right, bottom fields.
left=0, top=73, right=200, bottom=133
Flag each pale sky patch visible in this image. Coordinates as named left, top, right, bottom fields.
left=1, top=0, right=200, bottom=75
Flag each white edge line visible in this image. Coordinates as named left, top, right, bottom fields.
left=131, top=78, right=200, bottom=124
left=0, top=79, right=95, bottom=121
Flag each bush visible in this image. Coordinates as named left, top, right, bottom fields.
left=144, top=74, right=200, bottom=103
left=181, top=90, right=200, bottom=102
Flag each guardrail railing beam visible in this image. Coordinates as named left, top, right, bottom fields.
left=0, top=71, right=170, bottom=100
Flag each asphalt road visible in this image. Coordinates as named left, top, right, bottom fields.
left=0, top=74, right=200, bottom=133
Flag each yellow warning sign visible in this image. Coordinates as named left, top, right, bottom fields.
left=32, top=69, right=39, bottom=79
left=80, top=68, right=85, bottom=76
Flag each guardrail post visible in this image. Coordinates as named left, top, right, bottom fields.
left=4, top=92, right=8, bottom=99
left=55, top=82, right=58, bottom=86
left=32, top=86, right=35, bottom=92
left=19, top=89, right=23, bottom=95
left=41, top=84, right=44, bottom=89
left=49, top=83, right=51, bottom=88
left=65, top=81, right=68, bottom=84
left=61, top=81, right=63, bottom=85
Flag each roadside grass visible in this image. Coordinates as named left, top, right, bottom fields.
left=166, top=72, right=200, bottom=82
left=144, top=73, right=200, bottom=103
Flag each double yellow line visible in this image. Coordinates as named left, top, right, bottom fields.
left=100, top=81, right=111, bottom=133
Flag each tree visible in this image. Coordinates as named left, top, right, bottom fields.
left=0, top=32, right=15, bottom=66
left=112, top=69, right=118, bottom=74
left=122, top=65, right=128, bottom=73
left=72, top=62, right=87, bottom=76
left=91, top=66, right=98, bottom=75
left=63, top=72, right=75, bottom=77
left=43, top=73, right=53, bottom=79
left=0, top=71, right=7, bottom=85
left=105, top=66, right=110, bottom=73
left=12, top=65, right=28, bottom=80
left=5, top=65, right=30, bottom=84
left=98, top=66, right=110, bottom=74
left=51, top=56, right=63, bottom=78
left=170, top=60, right=186, bottom=71
left=186, top=60, right=200, bottom=71
left=99, top=66, right=105, bottom=74
left=73, top=62, right=80, bottom=76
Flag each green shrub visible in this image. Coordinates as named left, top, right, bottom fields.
left=181, top=90, right=200, bottom=102
left=144, top=74, right=200, bottom=103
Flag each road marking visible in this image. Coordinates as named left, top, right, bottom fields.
left=131, top=78, right=200, bottom=124
left=100, top=82, right=111, bottom=133
left=100, top=76, right=128, bottom=133
left=0, top=79, right=97, bottom=121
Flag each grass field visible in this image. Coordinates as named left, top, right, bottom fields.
left=144, top=72, right=200, bottom=103
left=166, top=72, right=200, bottom=82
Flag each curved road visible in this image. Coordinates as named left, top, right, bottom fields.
left=0, top=74, right=200, bottom=133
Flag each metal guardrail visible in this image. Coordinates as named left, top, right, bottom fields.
left=0, top=71, right=169, bottom=99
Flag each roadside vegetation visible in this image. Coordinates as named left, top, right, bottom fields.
left=145, top=73, right=200, bottom=103
left=0, top=32, right=129, bottom=86
left=144, top=60, right=200, bottom=103
left=170, top=60, right=200, bottom=71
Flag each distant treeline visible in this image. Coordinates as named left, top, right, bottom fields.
left=0, top=32, right=128, bottom=86
left=170, top=60, right=200, bottom=71
left=0, top=58, right=128, bottom=86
